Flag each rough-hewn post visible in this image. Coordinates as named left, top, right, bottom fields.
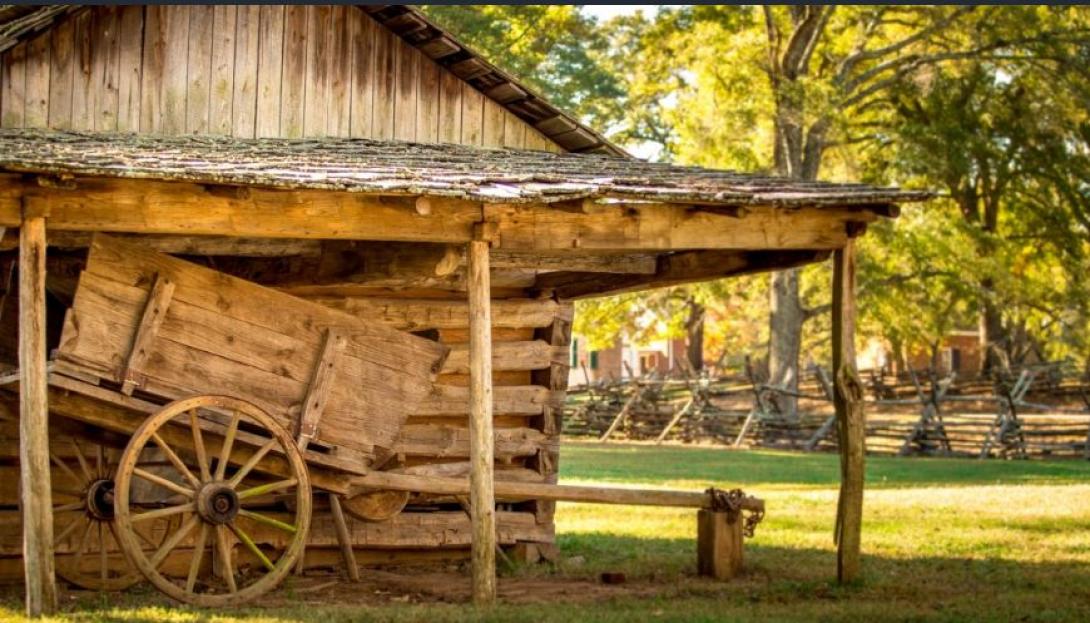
left=467, top=233, right=496, bottom=605
left=832, top=238, right=865, bottom=583
left=19, top=216, right=57, bottom=615
left=697, top=509, right=743, bottom=580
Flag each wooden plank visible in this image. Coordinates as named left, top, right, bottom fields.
left=436, top=68, right=461, bottom=143
left=185, top=5, right=213, bottom=134
left=481, top=98, right=505, bottom=148
left=415, top=57, right=439, bottom=143
left=69, top=11, right=93, bottom=131
left=393, top=425, right=552, bottom=461
left=44, top=231, right=322, bottom=256
left=467, top=239, right=496, bottom=606
left=91, top=6, right=119, bottom=132
left=348, top=8, right=374, bottom=138
left=48, top=16, right=75, bottom=129
left=19, top=216, right=57, bottom=615
left=328, top=5, right=351, bottom=138
left=832, top=238, right=864, bottom=583
left=139, top=5, right=164, bottom=133
left=297, top=329, right=347, bottom=443
left=279, top=5, right=306, bottom=138
left=303, top=5, right=331, bottom=137
left=441, top=340, right=554, bottom=375
left=413, top=384, right=550, bottom=417
left=1, top=41, right=27, bottom=128
left=393, top=40, right=418, bottom=141
left=460, top=83, right=484, bottom=146
left=307, top=297, right=559, bottom=331
left=371, top=24, right=396, bottom=139
left=159, top=5, right=189, bottom=135
left=24, top=31, right=50, bottom=128
left=118, top=273, right=175, bottom=395
left=209, top=5, right=238, bottom=136
left=527, top=302, right=571, bottom=526
left=697, top=509, right=744, bottom=580
left=230, top=5, right=259, bottom=138
left=502, top=110, right=526, bottom=149
left=493, top=252, right=657, bottom=274
left=254, top=5, right=283, bottom=138
left=116, top=5, right=143, bottom=133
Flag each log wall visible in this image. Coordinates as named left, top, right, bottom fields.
left=0, top=279, right=572, bottom=580
left=0, top=5, right=561, bottom=151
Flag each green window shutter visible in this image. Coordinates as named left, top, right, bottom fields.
left=571, top=338, right=578, bottom=367
left=590, top=351, right=599, bottom=370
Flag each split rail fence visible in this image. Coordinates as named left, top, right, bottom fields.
left=564, top=360, right=1090, bottom=459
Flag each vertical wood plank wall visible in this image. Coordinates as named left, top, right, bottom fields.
left=0, top=5, right=562, bottom=151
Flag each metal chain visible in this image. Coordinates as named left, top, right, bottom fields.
left=705, top=487, right=765, bottom=538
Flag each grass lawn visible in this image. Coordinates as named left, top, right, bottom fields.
left=4, top=442, right=1090, bottom=622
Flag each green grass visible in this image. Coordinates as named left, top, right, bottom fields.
left=4, top=443, right=1090, bottom=622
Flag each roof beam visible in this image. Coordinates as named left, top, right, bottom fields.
left=0, top=176, right=878, bottom=253
left=533, top=249, right=831, bottom=300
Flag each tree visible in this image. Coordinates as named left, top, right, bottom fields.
left=419, top=5, right=624, bottom=129
left=600, top=5, right=1090, bottom=403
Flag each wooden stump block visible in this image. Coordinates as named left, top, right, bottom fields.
left=697, top=509, right=743, bottom=580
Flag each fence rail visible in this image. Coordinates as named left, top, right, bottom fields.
left=563, top=360, right=1090, bottom=459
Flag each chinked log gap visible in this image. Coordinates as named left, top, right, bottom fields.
left=349, top=471, right=765, bottom=581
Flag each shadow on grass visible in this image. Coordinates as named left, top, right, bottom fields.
left=3, top=537, right=1088, bottom=623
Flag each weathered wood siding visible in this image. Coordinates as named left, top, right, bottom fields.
left=0, top=5, right=562, bottom=151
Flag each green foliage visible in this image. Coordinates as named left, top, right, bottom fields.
left=419, top=5, right=624, bottom=130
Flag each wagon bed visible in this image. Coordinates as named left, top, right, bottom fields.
left=55, top=234, right=449, bottom=469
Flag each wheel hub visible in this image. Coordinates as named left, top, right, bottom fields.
left=86, top=479, right=115, bottom=521
left=197, top=484, right=240, bottom=524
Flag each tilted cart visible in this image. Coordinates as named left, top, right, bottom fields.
left=18, top=234, right=449, bottom=606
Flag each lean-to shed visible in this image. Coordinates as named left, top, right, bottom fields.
left=0, top=4, right=925, bottom=612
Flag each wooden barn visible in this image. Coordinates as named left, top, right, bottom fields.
left=0, top=4, right=924, bottom=613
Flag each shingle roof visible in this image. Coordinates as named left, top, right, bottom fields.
left=0, top=129, right=930, bottom=208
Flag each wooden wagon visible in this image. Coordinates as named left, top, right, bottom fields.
left=25, top=233, right=449, bottom=605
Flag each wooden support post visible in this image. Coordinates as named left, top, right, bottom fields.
left=328, top=494, right=360, bottom=582
left=467, top=235, right=496, bottom=605
left=19, top=216, right=57, bottom=616
left=832, top=238, right=865, bottom=584
left=697, top=509, right=743, bottom=580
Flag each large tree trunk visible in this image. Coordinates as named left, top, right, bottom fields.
left=768, top=267, right=804, bottom=418
left=979, top=282, right=1007, bottom=374
left=685, top=298, right=705, bottom=372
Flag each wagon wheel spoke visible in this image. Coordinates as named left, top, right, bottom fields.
left=96, top=444, right=106, bottom=479
left=228, top=523, right=274, bottom=572
left=238, top=478, right=298, bottom=500
left=186, top=524, right=210, bottom=593
left=72, top=520, right=96, bottom=570
left=151, top=432, right=201, bottom=489
left=53, top=501, right=85, bottom=514
left=72, top=440, right=95, bottom=481
left=50, top=452, right=81, bottom=485
left=190, top=408, right=212, bottom=483
left=214, top=525, right=237, bottom=592
left=131, top=502, right=195, bottom=524
left=215, top=410, right=241, bottom=482
left=56, top=514, right=88, bottom=544
left=99, top=523, right=108, bottom=581
left=149, top=514, right=200, bottom=570
left=237, top=509, right=297, bottom=534
left=133, top=467, right=195, bottom=499
left=227, top=438, right=278, bottom=489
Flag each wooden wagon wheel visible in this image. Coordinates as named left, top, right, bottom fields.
left=51, top=434, right=174, bottom=591
left=113, top=395, right=312, bottom=607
